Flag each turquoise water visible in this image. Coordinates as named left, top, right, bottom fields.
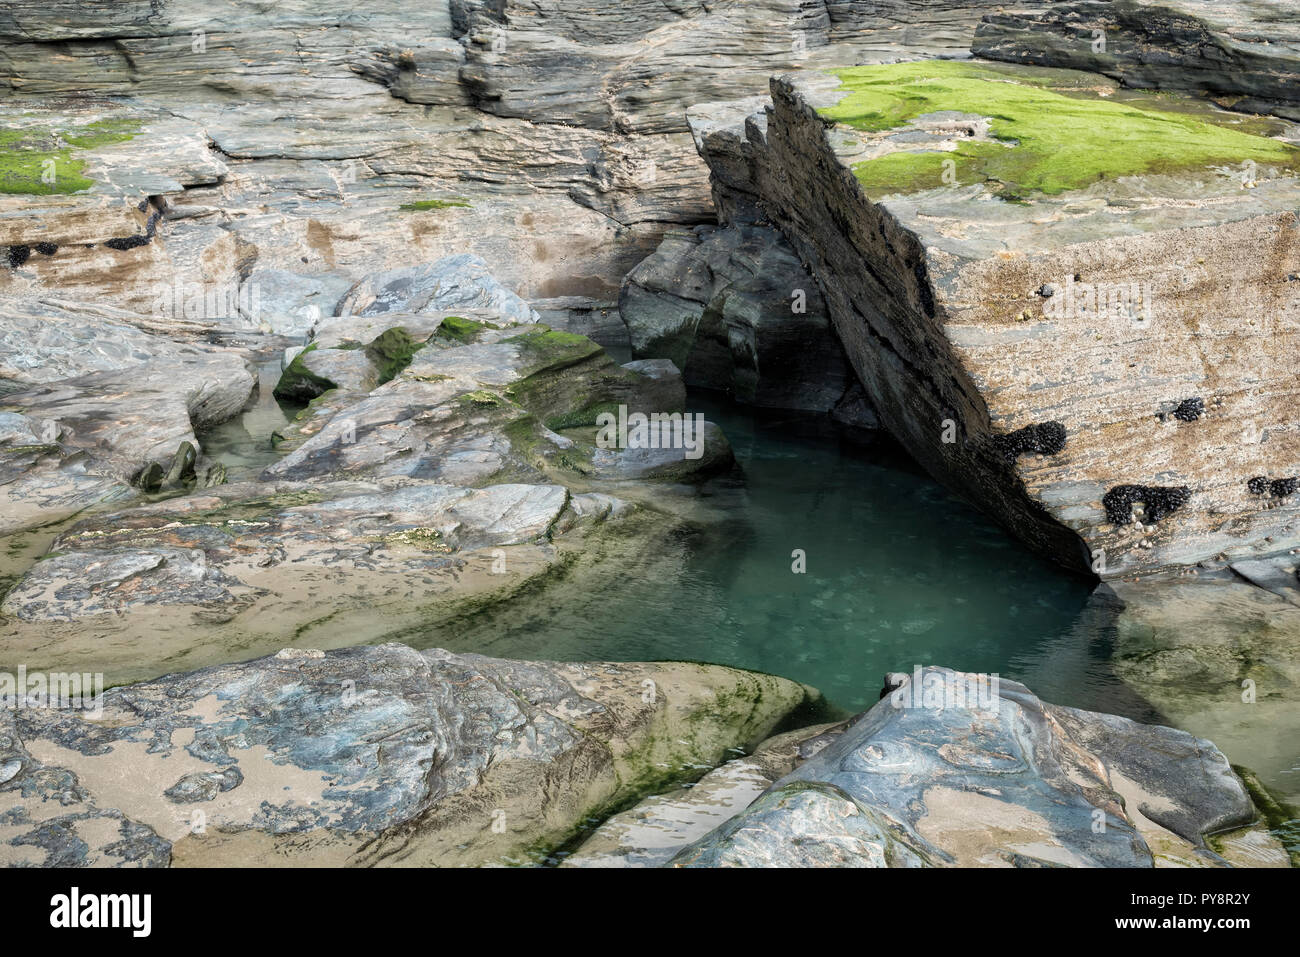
left=429, top=394, right=1153, bottom=719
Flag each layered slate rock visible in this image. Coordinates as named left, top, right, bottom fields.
left=620, top=223, right=865, bottom=414
left=666, top=667, right=1288, bottom=867
left=0, top=642, right=812, bottom=866
left=0, top=0, right=1009, bottom=327
left=0, top=298, right=255, bottom=533
left=0, top=477, right=636, bottom=685
left=691, top=61, right=1300, bottom=578
left=974, top=0, right=1300, bottom=121
left=267, top=311, right=731, bottom=488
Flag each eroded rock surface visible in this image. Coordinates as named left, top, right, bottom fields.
left=0, top=642, right=812, bottom=866
left=974, top=1, right=1300, bottom=120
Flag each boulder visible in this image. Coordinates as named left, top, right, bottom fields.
left=266, top=321, right=732, bottom=488
left=667, top=667, right=1288, bottom=867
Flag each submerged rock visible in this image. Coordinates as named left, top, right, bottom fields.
left=666, top=667, right=1287, bottom=868
left=1108, top=577, right=1300, bottom=815
left=0, top=642, right=812, bottom=867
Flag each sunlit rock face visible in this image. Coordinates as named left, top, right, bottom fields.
left=0, top=0, right=1008, bottom=319
left=690, top=61, right=1300, bottom=578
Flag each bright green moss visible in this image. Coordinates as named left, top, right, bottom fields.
left=0, top=117, right=140, bottom=195
left=435, top=315, right=488, bottom=344
left=506, top=327, right=603, bottom=372
left=820, top=61, right=1300, bottom=199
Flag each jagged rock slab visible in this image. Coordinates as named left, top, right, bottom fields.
left=0, top=641, right=812, bottom=866
left=974, top=0, right=1300, bottom=120
left=620, top=223, right=862, bottom=413
left=668, top=667, right=1288, bottom=867
left=690, top=61, right=1300, bottom=578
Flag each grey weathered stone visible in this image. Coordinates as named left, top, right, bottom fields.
left=621, top=224, right=862, bottom=413
left=0, top=641, right=812, bottom=867
left=668, top=667, right=1288, bottom=867
left=974, top=1, right=1300, bottom=121
left=338, top=254, right=541, bottom=324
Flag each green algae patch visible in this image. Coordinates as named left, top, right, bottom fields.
left=507, top=327, right=604, bottom=374
left=819, top=61, right=1300, bottom=199
left=435, top=315, right=491, bottom=344
left=273, top=344, right=339, bottom=403
left=398, top=197, right=472, bottom=212
left=364, top=327, right=424, bottom=385
left=0, top=117, right=141, bottom=195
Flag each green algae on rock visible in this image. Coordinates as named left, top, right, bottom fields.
left=819, top=61, right=1300, bottom=199
left=0, top=117, right=139, bottom=195
left=397, top=197, right=472, bottom=212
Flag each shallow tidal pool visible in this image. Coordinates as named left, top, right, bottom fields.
left=427, top=394, right=1145, bottom=719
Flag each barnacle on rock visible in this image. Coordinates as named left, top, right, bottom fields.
left=1103, top=484, right=1191, bottom=525
left=992, top=421, right=1066, bottom=462
left=1246, top=475, right=1298, bottom=497
left=1270, top=477, right=1299, bottom=498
